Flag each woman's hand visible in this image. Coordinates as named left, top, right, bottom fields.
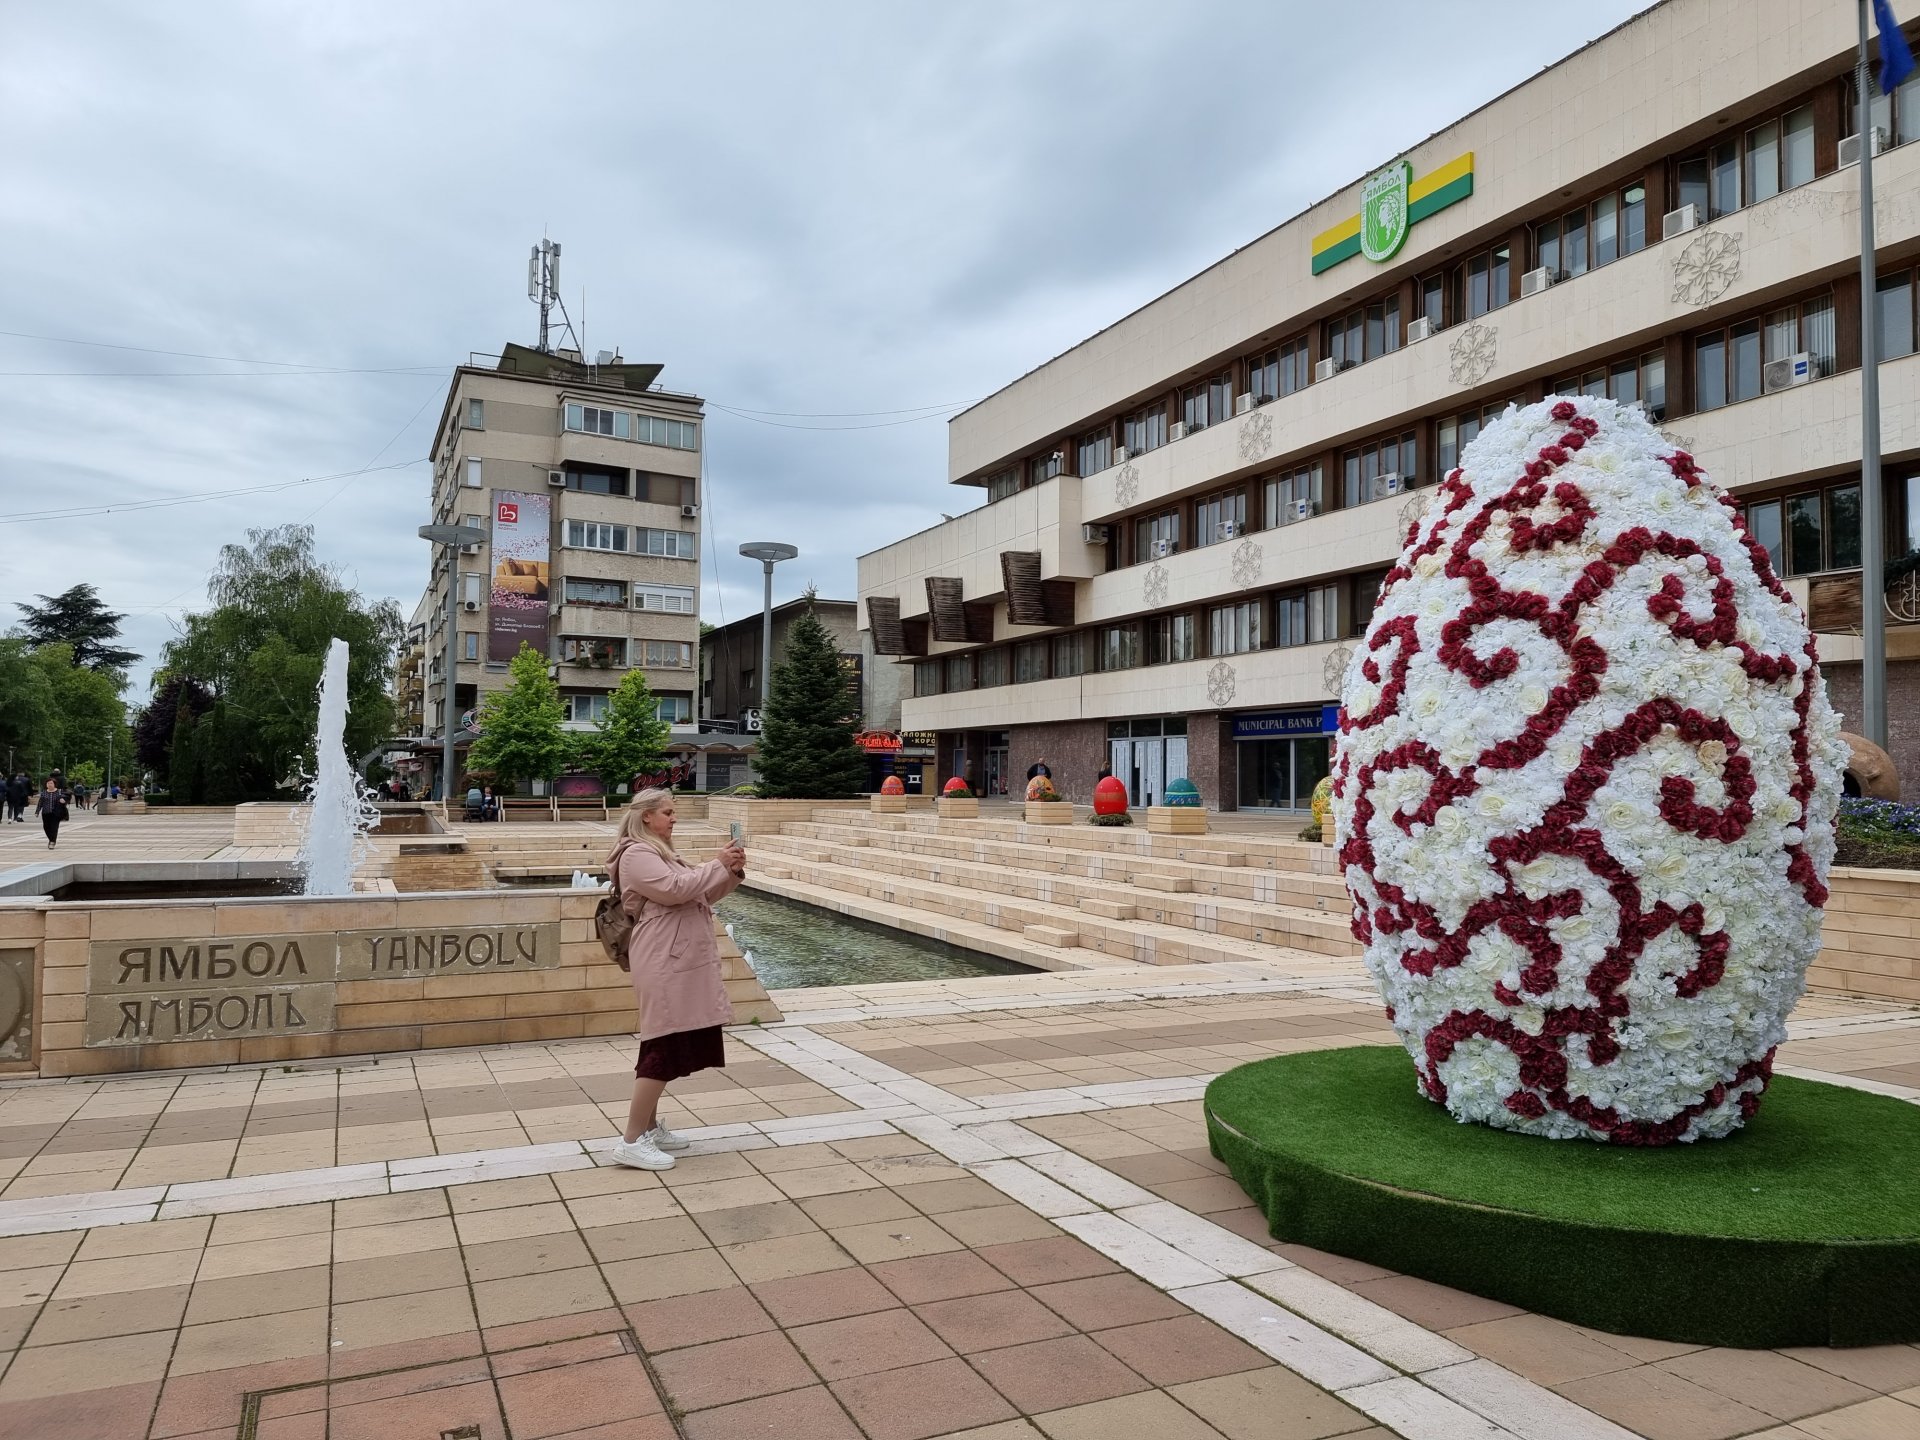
left=719, top=842, right=746, bottom=874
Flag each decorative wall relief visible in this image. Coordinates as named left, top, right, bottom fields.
left=1448, top=322, right=1498, bottom=387
left=1143, top=563, right=1170, bottom=609
left=1206, top=661, right=1238, bottom=707
left=1238, top=408, right=1274, bottom=464
left=1397, top=491, right=1431, bottom=538
left=1230, top=539, right=1264, bottom=589
left=1322, top=644, right=1354, bottom=698
left=1114, top=462, right=1141, bottom=508
left=1670, top=228, right=1742, bottom=307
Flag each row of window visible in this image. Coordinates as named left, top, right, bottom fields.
left=913, top=571, right=1386, bottom=695
left=565, top=521, right=697, bottom=557
left=557, top=637, right=695, bottom=669
left=562, top=403, right=700, bottom=451
left=563, top=692, right=693, bottom=724
left=560, top=578, right=698, bottom=612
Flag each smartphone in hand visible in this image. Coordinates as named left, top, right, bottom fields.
left=729, top=821, right=745, bottom=847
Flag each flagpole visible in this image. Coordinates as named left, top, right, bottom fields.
left=1857, top=0, right=1888, bottom=750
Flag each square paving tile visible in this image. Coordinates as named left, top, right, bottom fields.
left=330, top=1286, right=478, bottom=1348
left=496, top=1351, right=663, bottom=1438
left=831, top=1356, right=1018, bottom=1440
left=0, top=1378, right=164, bottom=1440
left=464, top=1229, right=596, bottom=1283
left=788, top=1307, right=954, bottom=1380
left=650, top=1330, right=816, bottom=1412
left=1168, top=1367, right=1375, bottom=1440
left=1656, top=1348, right=1879, bottom=1422
left=1031, top=1388, right=1232, bottom=1440
left=601, top=1248, right=738, bottom=1305
left=581, top=1217, right=709, bottom=1264
left=1441, top=1313, right=1643, bottom=1385
left=975, top=1237, right=1120, bottom=1288
left=328, top=1377, right=506, bottom=1440
left=750, top=1267, right=902, bottom=1327
left=868, top=1251, right=1017, bottom=1306
left=624, top=1285, right=775, bottom=1353
left=693, top=1199, right=820, bottom=1247
left=26, top=1283, right=190, bottom=1346
left=0, top=1331, right=176, bottom=1401
left=827, top=1217, right=965, bottom=1265
left=472, top=1267, right=614, bottom=1328
left=721, top=1231, right=856, bottom=1285
left=681, top=1384, right=864, bottom=1439
left=935, top=1205, right=1064, bottom=1248
left=1091, top=1316, right=1269, bottom=1386
left=1027, top=1273, right=1187, bottom=1331
left=1346, top=1274, right=1523, bottom=1330
left=968, top=1334, right=1152, bottom=1414
left=169, top=1307, right=330, bottom=1376
left=914, top=1290, right=1077, bottom=1354
left=1556, top=1363, right=1775, bottom=1440
left=330, top=1248, right=468, bottom=1304
left=797, top=1189, right=921, bottom=1229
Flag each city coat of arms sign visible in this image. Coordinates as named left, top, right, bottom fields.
left=1360, top=161, right=1411, bottom=263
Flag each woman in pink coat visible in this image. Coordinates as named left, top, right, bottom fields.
left=605, top=788, right=746, bottom=1170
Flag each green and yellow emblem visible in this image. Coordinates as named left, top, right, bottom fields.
left=1311, top=153, right=1474, bottom=275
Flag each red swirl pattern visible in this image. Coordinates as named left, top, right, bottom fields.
left=1333, top=401, right=1831, bottom=1144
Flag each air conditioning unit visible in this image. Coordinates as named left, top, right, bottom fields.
left=1081, top=522, right=1110, bottom=544
left=1408, top=316, right=1437, bottom=343
left=460, top=542, right=480, bottom=556
left=1291, top=496, right=1314, bottom=523
left=1663, top=203, right=1700, bottom=237
left=1314, top=357, right=1339, bottom=383
left=1373, top=471, right=1404, bottom=500
left=548, top=601, right=563, bottom=617
left=1217, top=520, right=1239, bottom=541
left=1113, top=447, right=1129, bottom=463
left=1168, top=421, right=1189, bottom=442
left=680, top=504, right=699, bottom=518
left=1234, top=392, right=1255, bottom=415
left=462, top=599, right=480, bottom=612
left=1520, top=266, right=1560, bottom=298
left=1762, top=351, right=1814, bottom=393
left=1049, top=450, right=1065, bottom=466
left=546, top=470, right=567, bottom=488
left=1839, top=127, right=1890, bottom=167
left=1150, top=538, right=1177, bottom=559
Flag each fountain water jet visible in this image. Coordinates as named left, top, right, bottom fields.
left=296, top=638, right=379, bottom=895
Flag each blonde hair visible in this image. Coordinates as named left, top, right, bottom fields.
left=614, top=788, right=680, bottom=864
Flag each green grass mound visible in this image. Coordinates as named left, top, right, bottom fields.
left=1205, top=1046, right=1920, bottom=1348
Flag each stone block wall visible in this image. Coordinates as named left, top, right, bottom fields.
left=1810, top=866, right=1920, bottom=1003
left=1820, top=658, right=1919, bottom=801
left=1008, top=721, right=1108, bottom=803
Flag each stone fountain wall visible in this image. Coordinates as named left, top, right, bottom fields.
left=2, top=888, right=778, bottom=1079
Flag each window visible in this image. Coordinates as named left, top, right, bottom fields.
left=978, top=648, right=1010, bottom=688
left=1097, top=625, right=1140, bottom=672
left=1265, top=463, right=1325, bottom=526
left=1208, top=601, right=1263, bottom=656
left=634, top=414, right=699, bottom=450
left=563, top=468, right=628, bottom=496
left=635, top=528, right=696, bottom=558
left=1052, top=632, right=1087, bottom=677
left=1350, top=570, right=1390, bottom=636
left=644, top=641, right=693, bottom=669
left=1342, top=431, right=1418, bottom=508
left=1462, top=243, right=1511, bottom=319
left=461, top=632, right=479, bottom=661
left=1537, top=184, right=1648, bottom=277
left=563, top=693, right=610, bottom=723
left=635, top=584, right=697, bottom=614
left=1678, top=104, right=1814, bottom=223
left=564, top=404, right=630, bottom=439
left=1331, top=298, right=1401, bottom=365
left=654, top=695, right=692, bottom=724
left=1877, top=271, right=1915, bottom=361
left=1029, top=449, right=1062, bottom=486
left=1745, top=499, right=1786, bottom=575
left=1245, top=344, right=1302, bottom=404
left=1420, top=275, right=1445, bottom=330
left=1194, top=489, right=1247, bottom=546
left=1181, top=373, right=1231, bottom=431
left=1693, top=314, right=1771, bottom=410
left=1275, top=585, right=1340, bottom=647
left=1077, top=427, right=1113, bottom=476
left=466, top=398, right=484, bottom=429
left=1145, top=613, right=1196, bottom=665
left=1745, top=481, right=1864, bottom=576
left=985, top=468, right=1021, bottom=502
left=563, top=578, right=625, bottom=607
left=1013, top=639, right=1049, bottom=683
left=461, top=572, right=482, bottom=608
left=561, top=637, right=627, bottom=666
left=945, top=654, right=974, bottom=691
left=1326, top=309, right=1362, bottom=369
left=567, top=521, right=628, bottom=552
left=1549, top=353, right=1665, bottom=420
left=915, top=660, right=942, bottom=697
left=463, top=456, right=483, bottom=489
left=1134, top=509, right=1181, bottom=562
left=1124, top=405, right=1168, bottom=455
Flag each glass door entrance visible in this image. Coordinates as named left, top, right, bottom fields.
left=1235, top=736, right=1330, bottom=810
left=1108, top=717, right=1189, bottom=807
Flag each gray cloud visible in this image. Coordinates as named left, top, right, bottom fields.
left=0, top=0, right=1647, bottom=695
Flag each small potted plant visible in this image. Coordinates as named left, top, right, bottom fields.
left=936, top=777, right=978, bottom=819
left=1023, top=774, right=1071, bottom=824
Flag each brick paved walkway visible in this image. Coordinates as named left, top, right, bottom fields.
left=0, top=965, right=1914, bottom=1438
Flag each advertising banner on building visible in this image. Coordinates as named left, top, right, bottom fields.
left=487, top=491, right=550, bottom=662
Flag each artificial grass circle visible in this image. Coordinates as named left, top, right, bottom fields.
left=1205, top=1045, right=1920, bottom=1348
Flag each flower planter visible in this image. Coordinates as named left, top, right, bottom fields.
left=869, top=793, right=907, bottom=813
left=1147, top=805, right=1208, bottom=835
left=1024, top=801, right=1072, bottom=825
left=936, top=796, right=979, bottom=819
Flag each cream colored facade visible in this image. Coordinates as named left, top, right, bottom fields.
left=419, top=346, right=704, bottom=776
left=859, top=0, right=1920, bottom=808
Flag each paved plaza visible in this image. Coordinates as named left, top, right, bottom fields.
left=0, top=929, right=1915, bottom=1439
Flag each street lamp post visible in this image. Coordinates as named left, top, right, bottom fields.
left=419, top=522, right=488, bottom=807
left=737, top=543, right=798, bottom=725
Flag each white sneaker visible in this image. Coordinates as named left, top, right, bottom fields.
left=647, top=1122, right=689, bottom=1152
left=608, top=1135, right=675, bottom=1170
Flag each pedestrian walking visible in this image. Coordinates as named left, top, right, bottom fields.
left=1026, top=757, right=1052, bottom=781
left=6, top=772, right=26, bottom=823
left=604, top=788, right=746, bottom=1171
left=36, top=779, right=68, bottom=849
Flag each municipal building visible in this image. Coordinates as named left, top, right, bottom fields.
left=857, top=0, right=1920, bottom=808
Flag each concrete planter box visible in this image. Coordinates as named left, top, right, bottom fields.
left=870, top=794, right=908, bottom=813
left=1024, top=802, right=1073, bottom=825
left=1147, top=806, right=1208, bottom=835
left=936, top=797, right=980, bottom=819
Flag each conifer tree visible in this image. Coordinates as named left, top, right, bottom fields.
left=464, top=643, right=569, bottom=793
left=754, top=597, right=868, bottom=798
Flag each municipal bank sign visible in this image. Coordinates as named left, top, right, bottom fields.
left=1311, top=153, right=1474, bottom=274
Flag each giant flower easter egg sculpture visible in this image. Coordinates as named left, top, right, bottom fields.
left=1332, top=398, right=1843, bottom=1144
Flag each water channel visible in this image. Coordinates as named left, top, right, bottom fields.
left=716, top=887, right=1036, bottom=989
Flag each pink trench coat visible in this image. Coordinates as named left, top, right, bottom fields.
left=608, top=837, right=743, bottom=1042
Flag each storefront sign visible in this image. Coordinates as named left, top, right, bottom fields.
left=855, top=731, right=902, bottom=752
left=900, top=732, right=937, bottom=749
left=487, top=490, right=551, bottom=662
left=1231, top=705, right=1341, bottom=741
left=1311, top=153, right=1474, bottom=274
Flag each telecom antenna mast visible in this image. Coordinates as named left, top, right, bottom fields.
left=526, top=239, right=581, bottom=355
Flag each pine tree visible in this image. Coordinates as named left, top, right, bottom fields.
left=17, top=583, right=139, bottom=673
left=464, top=643, right=570, bottom=793
left=586, top=669, right=671, bottom=793
left=754, top=599, right=868, bottom=799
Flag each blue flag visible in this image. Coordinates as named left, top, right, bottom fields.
left=1876, top=0, right=1916, bottom=94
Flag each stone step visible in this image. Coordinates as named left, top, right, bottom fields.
left=1133, top=874, right=1190, bottom=894
left=1024, top=924, right=1081, bottom=949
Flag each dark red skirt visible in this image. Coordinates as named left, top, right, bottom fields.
left=634, top=1025, right=725, bottom=1082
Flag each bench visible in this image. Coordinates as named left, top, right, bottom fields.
left=554, top=796, right=610, bottom=821
left=501, top=798, right=555, bottom=822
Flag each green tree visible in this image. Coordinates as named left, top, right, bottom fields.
left=30, top=644, right=132, bottom=781
left=585, top=669, right=671, bottom=793
left=465, top=643, right=569, bottom=793
left=17, top=583, right=139, bottom=673
left=754, top=598, right=868, bottom=799
left=0, top=638, right=57, bottom=771
left=161, top=525, right=403, bottom=797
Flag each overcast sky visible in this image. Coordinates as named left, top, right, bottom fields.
left=0, top=0, right=1650, bottom=699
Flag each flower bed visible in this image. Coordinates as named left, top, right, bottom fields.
left=1332, top=397, right=1845, bottom=1144
left=1836, top=797, right=1920, bottom=870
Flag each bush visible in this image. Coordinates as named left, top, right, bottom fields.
left=1025, top=775, right=1064, bottom=802
left=1089, top=812, right=1133, bottom=827
left=941, top=784, right=975, bottom=799
left=1298, top=821, right=1323, bottom=842
left=1835, top=798, right=1920, bottom=870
